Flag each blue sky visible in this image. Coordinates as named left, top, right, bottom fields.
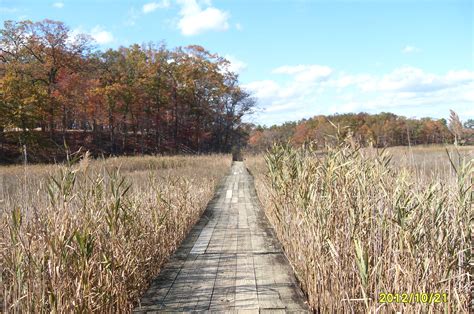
left=1, top=0, right=473, bottom=126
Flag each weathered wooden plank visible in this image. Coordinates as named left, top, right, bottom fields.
left=254, top=253, right=308, bottom=311
left=190, top=220, right=217, bottom=254
left=234, top=254, right=258, bottom=309
left=206, top=228, right=226, bottom=254
left=192, top=254, right=221, bottom=311
left=136, top=266, right=180, bottom=308
left=209, top=253, right=237, bottom=310
left=250, top=229, right=281, bottom=254
left=238, top=203, right=249, bottom=229
left=237, top=228, right=252, bottom=253
left=223, top=226, right=238, bottom=254
left=134, top=162, right=309, bottom=313
left=159, top=254, right=199, bottom=310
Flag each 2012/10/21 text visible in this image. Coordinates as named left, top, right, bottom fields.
left=379, top=293, right=448, bottom=304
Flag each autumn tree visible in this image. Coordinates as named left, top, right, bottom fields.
left=1, top=20, right=91, bottom=137
left=1, top=19, right=256, bottom=161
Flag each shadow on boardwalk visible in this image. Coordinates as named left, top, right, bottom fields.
left=134, top=162, right=309, bottom=313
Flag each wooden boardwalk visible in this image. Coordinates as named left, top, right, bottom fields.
left=134, top=162, right=309, bottom=313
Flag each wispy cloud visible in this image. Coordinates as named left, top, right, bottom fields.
left=223, top=55, right=247, bottom=74
left=272, top=65, right=333, bottom=82
left=245, top=65, right=474, bottom=125
left=0, top=7, right=18, bottom=13
left=52, top=2, right=64, bottom=9
left=125, top=7, right=140, bottom=26
left=177, top=0, right=230, bottom=36
left=142, top=0, right=170, bottom=14
left=72, top=26, right=115, bottom=45
left=332, top=67, right=474, bottom=93
left=402, top=45, right=421, bottom=54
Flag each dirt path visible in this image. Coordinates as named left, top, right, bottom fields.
left=134, top=162, right=309, bottom=312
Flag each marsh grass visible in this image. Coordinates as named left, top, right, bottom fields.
left=0, top=154, right=231, bottom=312
left=246, top=142, right=472, bottom=312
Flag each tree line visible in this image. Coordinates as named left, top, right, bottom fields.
left=0, top=19, right=254, bottom=163
left=247, top=111, right=474, bottom=152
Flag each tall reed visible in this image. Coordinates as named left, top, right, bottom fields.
left=0, top=154, right=231, bottom=312
left=247, top=141, right=472, bottom=312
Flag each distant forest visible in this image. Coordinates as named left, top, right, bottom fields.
left=0, top=20, right=254, bottom=163
left=247, top=111, right=474, bottom=152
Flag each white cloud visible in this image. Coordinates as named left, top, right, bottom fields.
left=402, top=45, right=421, bottom=54
left=90, top=26, right=114, bottom=44
left=245, top=65, right=331, bottom=109
left=245, top=80, right=280, bottom=99
left=177, top=0, right=230, bottom=36
left=72, top=26, right=114, bottom=45
left=223, top=55, right=247, bottom=74
left=330, top=73, right=373, bottom=89
left=245, top=65, right=474, bottom=125
left=52, top=2, right=64, bottom=8
left=377, top=67, right=445, bottom=92
left=326, top=67, right=474, bottom=95
left=273, top=64, right=333, bottom=82
left=446, top=69, right=474, bottom=83
left=142, top=0, right=170, bottom=13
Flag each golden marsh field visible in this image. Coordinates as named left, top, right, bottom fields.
left=246, top=144, right=473, bottom=312
left=0, top=154, right=231, bottom=312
